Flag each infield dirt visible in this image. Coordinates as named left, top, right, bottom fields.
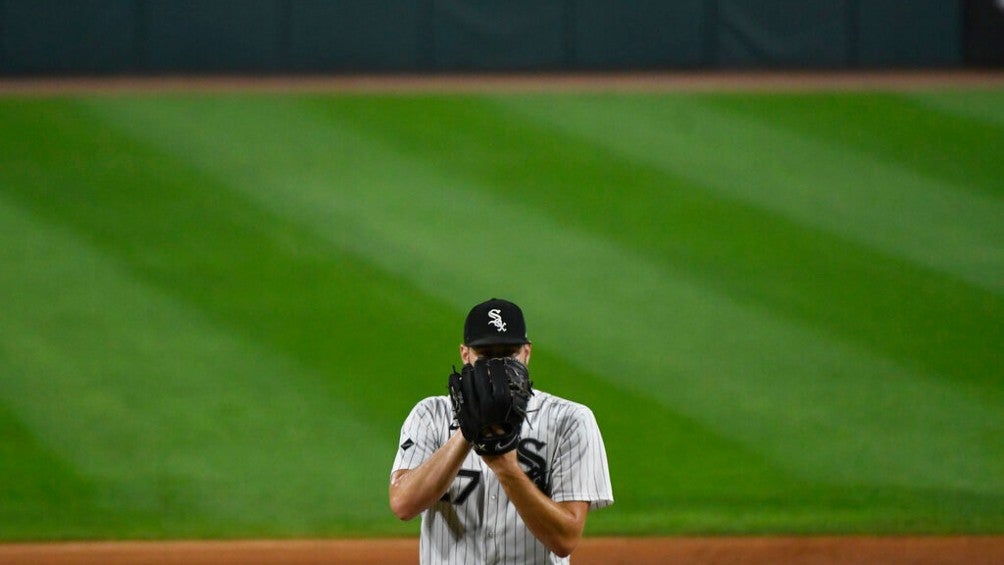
left=3, top=536, right=1004, bottom=564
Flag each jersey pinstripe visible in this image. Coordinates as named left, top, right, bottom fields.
left=392, top=390, right=614, bottom=565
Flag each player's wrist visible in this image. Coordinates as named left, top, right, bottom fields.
left=450, top=429, right=474, bottom=450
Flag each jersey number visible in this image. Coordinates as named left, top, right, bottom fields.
left=440, top=469, right=480, bottom=505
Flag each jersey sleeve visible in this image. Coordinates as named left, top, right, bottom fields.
left=549, top=404, right=614, bottom=510
left=391, top=396, right=449, bottom=476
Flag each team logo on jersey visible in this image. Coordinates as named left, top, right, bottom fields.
left=518, top=438, right=550, bottom=496
left=400, top=438, right=415, bottom=451
left=488, top=308, right=507, bottom=332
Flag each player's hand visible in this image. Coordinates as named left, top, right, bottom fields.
left=480, top=448, right=519, bottom=475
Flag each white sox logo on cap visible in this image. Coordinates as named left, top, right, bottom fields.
left=464, top=298, right=528, bottom=346
left=488, top=309, right=507, bottom=332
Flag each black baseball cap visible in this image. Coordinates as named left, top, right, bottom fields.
left=463, top=298, right=530, bottom=347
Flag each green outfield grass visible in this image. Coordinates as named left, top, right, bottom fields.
left=0, top=88, right=1001, bottom=540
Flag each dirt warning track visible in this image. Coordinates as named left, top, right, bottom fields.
left=1, top=70, right=1004, bottom=96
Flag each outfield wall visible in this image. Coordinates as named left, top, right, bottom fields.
left=0, top=0, right=977, bottom=75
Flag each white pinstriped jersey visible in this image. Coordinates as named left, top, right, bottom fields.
left=392, top=390, right=613, bottom=565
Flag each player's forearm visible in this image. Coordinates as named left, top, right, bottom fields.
left=389, top=431, right=471, bottom=520
left=490, top=463, right=586, bottom=558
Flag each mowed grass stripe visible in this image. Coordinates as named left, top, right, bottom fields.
left=73, top=93, right=1004, bottom=531
left=0, top=100, right=456, bottom=536
left=0, top=96, right=793, bottom=537
left=0, top=400, right=101, bottom=540
left=0, top=193, right=415, bottom=537
left=0, top=98, right=439, bottom=430
left=296, top=95, right=1004, bottom=496
left=910, top=89, right=1004, bottom=129
left=78, top=95, right=1004, bottom=496
left=300, top=93, right=999, bottom=391
left=704, top=91, right=1004, bottom=198
left=74, top=94, right=885, bottom=501
left=498, top=94, right=1003, bottom=295
left=70, top=95, right=824, bottom=511
left=479, top=94, right=1000, bottom=389
left=2, top=93, right=1001, bottom=535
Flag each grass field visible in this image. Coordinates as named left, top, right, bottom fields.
left=0, top=83, right=1002, bottom=541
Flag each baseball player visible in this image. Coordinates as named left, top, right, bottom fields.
left=390, top=298, right=613, bottom=564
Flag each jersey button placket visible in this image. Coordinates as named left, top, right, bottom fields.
left=483, top=481, right=503, bottom=563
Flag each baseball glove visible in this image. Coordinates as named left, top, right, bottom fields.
left=448, top=357, right=534, bottom=456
